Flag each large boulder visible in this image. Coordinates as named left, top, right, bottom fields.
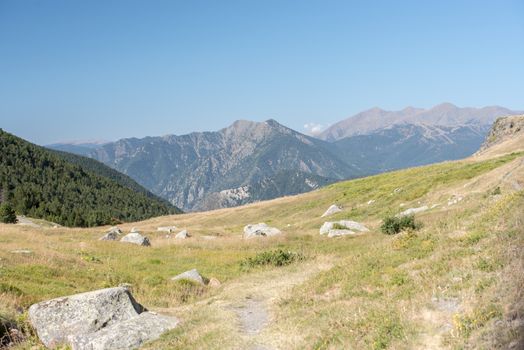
left=70, top=312, right=179, bottom=350
left=175, top=230, right=190, bottom=239
left=320, top=220, right=369, bottom=237
left=321, top=204, right=342, bottom=217
left=171, top=269, right=206, bottom=285
left=398, top=205, right=428, bottom=217
left=120, top=232, right=151, bottom=246
left=243, top=223, right=282, bottom=239
left=28, top=287, right=179, bottom=349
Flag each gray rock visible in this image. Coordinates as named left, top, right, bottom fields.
left=109, top=227, right=122, bottom=234
left=130, top=227, right=139, bottom=233
left=175, top=230, right=190, bottom=239
left=28, top=287, right=142, bottom=348
left=28, top=287, right=178, bottom=350
left=120, top=232, right=151, bottom=246
left=171, top=269, right=205, bottom=285
left=157, top=226, right=177, bottom=233
left=327, top=229, right=356, bottom=238
left=69, top=312, right=179, bottom=350
left=243, top=223, right=282, bottom=239
left=398, top=205, right=428, bottom=216
left=320, top=220, right=369, bottom=235
left=321, top=204, right=342, bottom=218
left=99, top=230, right=119, bottom=241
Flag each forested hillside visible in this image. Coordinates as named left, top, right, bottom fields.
left=0, top=129, right=180, bottom=227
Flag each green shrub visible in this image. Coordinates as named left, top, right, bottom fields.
left=380, top=215, right=421, bottom=235
left=240, top=249, right=305, bottom=270
left=0, top=203, right=17, bottom=224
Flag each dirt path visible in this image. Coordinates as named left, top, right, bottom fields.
left=161, top=258, right=333, bottom=349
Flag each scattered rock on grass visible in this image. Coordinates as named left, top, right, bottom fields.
left=327, top=229, right=356, bottom=238
left=208, top=278, right=221, bottom=288
left=99, top=227, right=122, bottom=241
left=398, top=205, right=428, bottom=217
left=243, top=223, right=282, bottom=239
left=321, top=204, right=342, bottom=217
left=175, top=229, right=190, bottom=239
left=10, top=249, right=32, bottom=254
left=120, top=232, right=151, bottom=246
left=157, top=226, right=177, bottom=233
left=320, top=220, right=369, bottom=236
left=171, top=269, right=206, bottom=285
left=28, top=287, right=179, bottom=349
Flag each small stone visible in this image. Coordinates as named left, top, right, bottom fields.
left=398, top=206, right=428, bottom=217
left=208, top=278, right=221, bottom=288
left=157, top=226, right=177, bottom=233
left=171, top=269, right=205, bottom=285
left=321, top=204, right=343, bottom=217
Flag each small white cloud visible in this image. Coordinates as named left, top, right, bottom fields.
left=303, top=123, right=326, bottom=136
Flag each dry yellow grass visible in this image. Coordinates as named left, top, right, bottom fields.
left=0, top=138, right=523, bottom=349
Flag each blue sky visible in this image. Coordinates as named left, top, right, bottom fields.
left=0, top=0, right=523, bottom=144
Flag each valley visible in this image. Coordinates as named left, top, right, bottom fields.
left=2, top=115, right=523, bottom=349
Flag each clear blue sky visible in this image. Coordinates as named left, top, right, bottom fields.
left=1, top=0, right=523, bottom=144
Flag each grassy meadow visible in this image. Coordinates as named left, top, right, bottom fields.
left=0, top=150, right=523, bottom=349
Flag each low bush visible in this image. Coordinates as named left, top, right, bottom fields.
left=240, top=249, right=305, bottom=270
left=380, top=215, right=421, bottom=235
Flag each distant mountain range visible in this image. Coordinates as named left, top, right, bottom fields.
left=318, top=103, right=517, bottom=141
left=47, top=103, right=520, bottom=211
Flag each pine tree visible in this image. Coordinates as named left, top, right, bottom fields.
left=0, top=203, right=17, bottom=224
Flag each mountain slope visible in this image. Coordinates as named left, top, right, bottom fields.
left=319, top=103, right=518, bottom=141
left=2, top=119, right=523, bottom=349
left=331, top=123, right=490, bottom=173
left=87, top=119, right=360, bottom=211
left=0, top=129, right=180, bottom=227
left=49, top=149, right=172, bottom=203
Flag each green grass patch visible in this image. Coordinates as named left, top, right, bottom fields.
left=240, top=249, right=306, bottom=270
left=380, top=215, right=421, bottom=235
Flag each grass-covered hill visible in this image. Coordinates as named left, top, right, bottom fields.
left=0, top=120, right=522, bottom=349
left=0, top=129, right=181, bottom=227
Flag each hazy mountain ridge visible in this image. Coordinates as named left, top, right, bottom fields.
left=47, top=104, right=521, bottom=211
left=319, top=103, right=519, bottom=141
left=83, top=120, right=357, bottom=210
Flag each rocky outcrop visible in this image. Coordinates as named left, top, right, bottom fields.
left=321, top=204, right=342, bottom=217
left=320, top=220, right=369, bottom=237
left=28, top=287, right=178, bottom=349
left=171, top=269, right=206, bottom=285
left=243, top=223, right=282, bottom=239
left=477, top=115, right=524, bottom=153
left=120, top=231, right=151, bottom=246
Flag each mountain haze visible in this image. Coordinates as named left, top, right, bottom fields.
left=86, top=119, right=359, bottom=211
left=319, top=103, right=518, bottom=141
left=47, top=104, right=521, bottom=212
